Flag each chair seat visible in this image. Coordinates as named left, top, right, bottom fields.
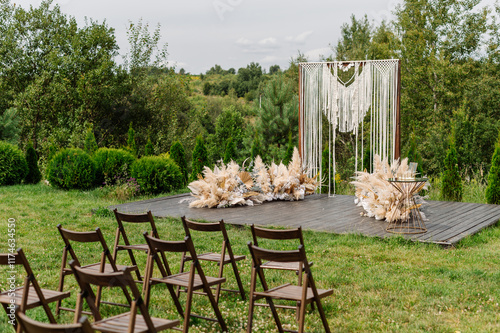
left=254, top=284, right=333, bottom=302
left=116, top=244, right=149, bottom=251
left=185, top=252, right=245, bottom=264
left=82, top=263, right=137, bottom=273
left=151, top=272, right=225, bottom=289
left=261, top=260, right=313, bottom=271
left=92, top=311, right=179, bottom=333
left=0, top=287, right=70, bottom=309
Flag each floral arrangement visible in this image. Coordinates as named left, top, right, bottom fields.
left=187, top=147, right=318, bottom=208
left=351, top=155, right=428, bottom=222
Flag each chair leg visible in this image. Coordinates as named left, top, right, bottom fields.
left=315, top=297, right=331, bottom=333
left=203, top=282, right=227, bottom=332
left=246, top=294, right=255, bottom=333
left=298, top=300, right=307, bottom=333
left=182, top=285, right=194, bottom=333
left=230, top=260, right=246, bottom=301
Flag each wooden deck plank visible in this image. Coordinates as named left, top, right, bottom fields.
left=112, top=194, right=500, bottom=246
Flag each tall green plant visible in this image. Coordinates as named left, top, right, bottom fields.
left=223, top=138, right=236, bottom=164
left=24, top=142, right=42, bottom=184
left=84, top=126, right=98, bottom=155
left=441, top=139, right=462, bottom=201
left=485, top=131, right=500, bottom=204
left=170, top=141, right=188, bottom=185
left=144, top=138, right=154, bottom=156
left=283, top=132, right=294, bottom=165
left=250, top=134, right=262, bottom=161
left=407, top=133, right=424, bottom=176
left=190, top=135, right=208, bottom=182
left=127, top=123, right=137, bottom=156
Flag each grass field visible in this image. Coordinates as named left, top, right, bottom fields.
left=1, top=184, right=499, bottom=332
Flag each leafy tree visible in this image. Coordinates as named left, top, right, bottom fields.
left=207, top=105, right=245, bottom=164
left=485, top=131, right=500, bottom=204
left=223, top=138, right=236, bottom=164
left=127, top=123, right=137, bottom=156
left=144, top=138, right=154, bottom=156
left=406, top=133, right=424, bottom=176
left=234, top=62, right=263, bottom=97
left=0, top=108, right=19, bottom=144
left=441, top=138, right=462, bottom=201
left=24, top=141, right=42, bottom=184
left=191, top=135, right=208, bottom=182
left=203, top=82, right=212, bottom=95
left=170, top=141, right=188, bottom=185
left=84, top=126, right=98, bottom=155
left=255, top=74, right=298, bottom=162
left=334, top=15, right=373, bottom=61
left=269, top=65, right=281, bottom=75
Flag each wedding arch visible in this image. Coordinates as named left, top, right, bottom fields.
left=298, top=59, right=401, bottom=196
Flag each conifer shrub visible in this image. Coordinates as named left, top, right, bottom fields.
left=84, top=126, right=98, bottom=155
left=223, top=138, right=236, bottom=164
left=126, top=123, right=137, bottom=156
left=250, top=135, right=262, bottom=161
left=190, top=135, right=208, bottom=182
left=24, top=142, right=42, bottom=184
left=283, top=132, right=294, bottom=165
left=144, top=138, right=154, bottom=156
left=485, top=132, right=500, bottom=204
left=170, top=141, right=187, bottom=185
left=441, top=140, right=462, bottom=201
left=46, top=148, right=95, bottom=190
left=131, top=156, right=183, bottom=194
left=93, top=148, right=135, bottom=185
left=0, top=141, right=28, bottom=185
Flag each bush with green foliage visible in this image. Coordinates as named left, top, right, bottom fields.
left=46, top=148, right=95, bottom=190
left=127, top=123, right=137, bottom=156
left=283, top=132, right=294, bottom=165
left=441, top=140, right=462, bottom=201
left=485, top=132, right=500, bottom=204
left=406, top=133, right=424, bottom=175
left=250, top=135, right=262, bottom=161
left=144, top=138, right=154, bottom=156
left=0, top=141, right=28, bottom=185
left=93, top=148, right=136, bottom=185
left=170, top=141, right=188, bottom=185
left=191, top=135, right=208, bottom=182
left=84, top=126, right=98, bottom=155
left=131, top=156, right=183, bottom=194
left=24, top=142, right=42, bottom=184
left=223, top=138, right=236, bottom=163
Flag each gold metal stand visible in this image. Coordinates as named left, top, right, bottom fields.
left=386, top=178, right=428, bottom=234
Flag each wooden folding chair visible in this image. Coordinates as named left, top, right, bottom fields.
left=15, top=307, right=94, bottom=333
left=143, top=233, right=227, bottom=333
left=179, top=216, right=246, bottom=302
left=56, top=225, right=137, bottom=315
left=247, top=243, right=333, bottom=333
left=113, top=209, right=166, bottom=284
left=69, top=260, right=179, bottom=333
left=250, top=225, right=313, bottom=311
left=0, top=249, right=70, bottom=333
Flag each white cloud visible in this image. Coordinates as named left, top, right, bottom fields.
left=304, top=47, right=332, bottom=61
left=285, top=30, right=314, bottom=44
left=260, top=55, right=283, bottom=63
left=258, top=37, right=278, bottom=47
left=236, top=37, right=253, bottom=46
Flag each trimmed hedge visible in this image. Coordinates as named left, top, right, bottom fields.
left=47, top=148, right=95, bottom=190
left=131, top=156, right=183, bottom=195
left=0, top=141, right=28, bottom=185
left=93, top=148, right=135, bottom=185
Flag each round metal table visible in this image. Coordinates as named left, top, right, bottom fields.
left=386, top=178, right=428, bottom=234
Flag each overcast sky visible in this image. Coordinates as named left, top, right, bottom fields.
left=13, top=0, right=497, bottom=74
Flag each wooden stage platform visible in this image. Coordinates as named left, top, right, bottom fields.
left=112, top=194, right=500, bottom=246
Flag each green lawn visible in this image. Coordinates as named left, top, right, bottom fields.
left=1, top=184, right=499, bottom=332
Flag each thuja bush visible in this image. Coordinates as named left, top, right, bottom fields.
left=46, top=148, right=95, bottom=190
left=0, top=141, right=28, bottom=185
left=84, top=126, right=98, bottom=155
left=485, top=132, right=500, bottom=204
left=190, top=135, right=208, bottom=182
left=170, top=141, right=188, bottom=185
left=223, top=137, right=236, bottom=164
left=131, top=156, right=183, bottom=195
left=144, top=138, right=154, bottom=156
left=93, top=148, right=135, bottom=185
left=24, top=142, right=42, bottom=184
left=441, top=140, right=463, bottom=201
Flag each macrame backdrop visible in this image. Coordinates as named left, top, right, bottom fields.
left=299, top=59, right=401, bottom=196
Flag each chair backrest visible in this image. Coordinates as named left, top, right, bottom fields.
left=181, top=217, right=232, bottom=253
left=251, top=225, right=305, bottom=247
left=113, top=209, right=160, bottom=239
left=57, top=225, right=116, bottom=271
left=247, top=243, right=307, bottom=267
left=16, top=308, right=94, bottom=333
left=143, top=234, right=196, bottom=277
left=69, top=260, right=155, bottom=330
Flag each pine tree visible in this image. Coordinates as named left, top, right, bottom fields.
left=190, top=135, right=208, bottom=182
left=441, top=139, right=462, bottom=201
left=223, top=138, right=236, bottom=164
left=283, top=132, right=294, bottom=165
left=84, top=126, right=98, bottom=155
left=144, top=138, right=154, bottom=156
left=24, top=141, right=42, bottom=184
left=485, top=131, right=500, bottom=204
left=127, top=123, right=137, bottom=156
left=170, top=141, right=188, bottom=185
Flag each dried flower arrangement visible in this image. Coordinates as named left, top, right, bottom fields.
left=187, top=147, right=318, bottom=208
